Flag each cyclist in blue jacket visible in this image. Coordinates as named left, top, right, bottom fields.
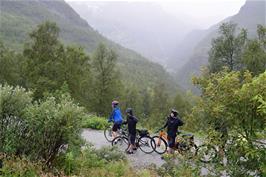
left=108, top=100, right=123, bottom=138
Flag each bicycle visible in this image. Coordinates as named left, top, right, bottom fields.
left=152, top=130, right=198, bottom=157
left=104, top=122, right=127, bottom=142
left=112, top=129, right=155, bottom=154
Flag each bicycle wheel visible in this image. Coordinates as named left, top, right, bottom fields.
left=152, top=136, right=168, bottom=154
left=112, top=136, right=129, bottom=152
left=104, top=126, right=113, bottom=142
left=196, top=144, right=217, bottom=163
left=138, top=136, right=155, bottom=154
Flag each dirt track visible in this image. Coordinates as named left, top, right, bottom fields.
left=81, top=129, right=165, bottom=169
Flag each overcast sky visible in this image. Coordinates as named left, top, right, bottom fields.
left=65, top=0, right=246, bottom=29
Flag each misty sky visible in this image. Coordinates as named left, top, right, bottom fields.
left=65, top=0, right=246, bottom=29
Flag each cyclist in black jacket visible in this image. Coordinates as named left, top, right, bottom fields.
left=123, top=108, right=138, bottom=154
left=160, top=109, right=184, bottom=154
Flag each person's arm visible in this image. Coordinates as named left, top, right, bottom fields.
left=108, top=110, right=115, bottom=122
left=159, top=117, right=169, bottom=130
left=123, top=117, right=128, bottom=125
left=178, top=117, right=184, bottom=126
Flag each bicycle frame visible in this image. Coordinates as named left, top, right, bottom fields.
left=157, top=130, right=195, bottom=151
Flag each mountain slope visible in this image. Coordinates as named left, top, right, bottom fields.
left=68, top=2, right=194, bottom=66
left=0, top=0, right=176, bottom=91
left=167, top=29, right=207, bottom=71
left=176, top=0, right=266, bottom=90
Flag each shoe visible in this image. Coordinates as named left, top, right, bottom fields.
left=126, top=151, right=133, bottom=154
left=133, top=147, right=137, bottom=151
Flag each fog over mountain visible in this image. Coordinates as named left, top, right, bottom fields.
left=68, top=1, right=195, bottom=67
left=67, top=0, right=246, bottom=70
left=176, top=0, right=266, bottom=90
left=0, top=0, right=177, bottom=91
left=65, top=0, right=264, bottom=88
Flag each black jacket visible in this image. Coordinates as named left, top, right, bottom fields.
left=124, top=115, right=138, bottom=135
left=162, top=115, right=184, bottom=137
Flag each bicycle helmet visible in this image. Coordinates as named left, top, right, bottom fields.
left=171, top=109, right=179, bottom=117
left=112, top=100, right=119, bottom=107
left=126, top=108, right=133, bottom=115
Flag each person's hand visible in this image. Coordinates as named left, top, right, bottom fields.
left=155, top=128, right=162, bottom=134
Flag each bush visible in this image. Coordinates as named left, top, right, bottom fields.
left=157, top=157, right=201, bottom=177
left=0, top=84, right=85, bottom=164
left=0, top=85, right=33, bottom=154
left=81, top=115, right=109, bottom=130
left=1, top=155, right=43, bottom=177
left=55, top=145, right=139, bottom=177
left=94, top=146, right=126, bottom=162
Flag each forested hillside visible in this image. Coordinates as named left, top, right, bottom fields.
left=0, top=0, right=265, bottom=176
left=176, top=0, right=266, bottom=90
left=0, top=0, right=175, bottom=91
left=0, top=0, right=191, bottom=126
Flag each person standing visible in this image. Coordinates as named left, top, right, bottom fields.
left=108, top=100, right=123, bottom=139
left=160, top=109, right=184, bottom=154
left=124, top=108, right=138, bottom=154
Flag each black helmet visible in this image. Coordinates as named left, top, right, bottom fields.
left=171, top=109, right=179, bottom=117
left=126, top=108, right=133, bottom=115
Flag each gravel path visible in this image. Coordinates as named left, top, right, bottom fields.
left=81, top=129, right=165, bottom=168
left=81, top=129, right=211, bottom=176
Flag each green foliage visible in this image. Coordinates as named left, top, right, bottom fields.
left=0, top=0, right=178, bottom=94
left=23, top=21, right=62, bottom=98
left=209, top=22, right=247, bottom=73
left=94, top=146, right=127, bottom=162
left=0, top=42, right=26, bottom=86
left=145, top=83, right=170, bottom=129
left=81, top=115, right=109, bottom=130
left=242, top=25, right=266, bottom=76
left=0, top=155, right=44, bottom=177
left=90, top=43, right=122, bottom=116
left=55, top=145, right=138, bottom=177
left=137, top=82, right=191, bottom=130
left=0, top=21, right=188, bottom=128
left=172, top=93, right=191, bottom=116
left=23, top=21, right=92, bottom=103
left=0, top=85, right=33, bottom=154
left=0, top=84, right=85, bottom=164
left=209, top=23, right=266, bottom=76
left=1, top=146, right=139, bottom=177
left=191, top=69, right=266, bottom=176
left=157, top=157, right=201, bottom=177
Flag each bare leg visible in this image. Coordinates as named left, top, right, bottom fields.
left=167, top=147, right=174, bottom=154
left=128, top=144, right=133, bottom=152
left=112, top=131, right=118, bottom=138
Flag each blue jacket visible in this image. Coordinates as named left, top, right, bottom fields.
left=108, top=107, right=123, bottom=123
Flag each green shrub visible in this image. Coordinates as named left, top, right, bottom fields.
left=0, top=155, right=43, bottom=177
left=157, top=157, right=201, bottom=177
left=81, top=115, right=109, bottom=130
left=55, top=145, right=138, bottom=177
left=0, top=85, right=33, bottom=154
left=0, top=84, right=85, bottom=164
left=94, top=146, right=126, bottom=162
